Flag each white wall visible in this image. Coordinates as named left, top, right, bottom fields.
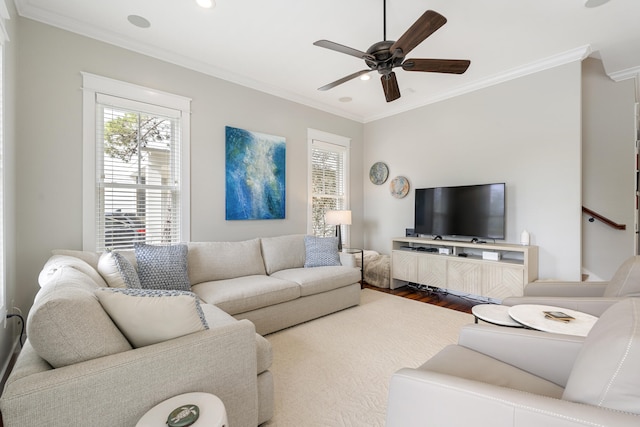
left=14, top=17, right=364, bottom=312
left=363, top=62, right=583, bottom=281
left=0, top=0, right=20, bottom=376
left=581, top=58, right=636, bottom=280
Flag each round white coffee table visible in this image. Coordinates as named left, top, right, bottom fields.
left=472, top=304, right=524, bottom=327
left=137, top=392, right=227, bottom=427
left=507, top=304, right=598, bottom=337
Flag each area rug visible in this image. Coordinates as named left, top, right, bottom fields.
left=262, top=289, right=474, bottom=427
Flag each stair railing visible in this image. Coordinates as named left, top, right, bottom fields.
left=582, top=206, right=626, bottom=230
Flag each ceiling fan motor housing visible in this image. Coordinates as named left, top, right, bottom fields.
left=365, top=41, right=403, bottom=75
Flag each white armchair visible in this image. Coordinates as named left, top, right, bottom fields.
left=502, top=255, right=640, bottom=316
left=386, top=298, right=640, bottom=427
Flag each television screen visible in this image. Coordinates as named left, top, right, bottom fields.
left=414, top=183, right=505, bottom=240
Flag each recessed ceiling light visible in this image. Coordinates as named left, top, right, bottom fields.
left=338, top=97, right=352, bottom=103
left=127, top=15, right=151, bottom=28
left=196, top=0, right=215, bottom=8
left=360, top=74, right=371, bottom=81
left=584, top=0, right=610, bottom=8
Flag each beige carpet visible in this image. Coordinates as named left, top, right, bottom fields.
left=263, top=289, right=474, bottom=427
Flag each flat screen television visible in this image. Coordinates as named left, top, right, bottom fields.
left=414, top=183, right=505, bottom=240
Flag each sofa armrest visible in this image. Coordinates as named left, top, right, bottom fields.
left=501, top=296, right=622, bottom=317
left=339, top=252, right=357, bottom=268
left=521, top=281, right=608, bottom=297
left=1, top=320, right=259, bottom=427
left=457, top=324, right=584, bottom=386
left=386, top=368, right=640, bottom=427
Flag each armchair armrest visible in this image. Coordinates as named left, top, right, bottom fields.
left=1, top=320, right=259, bottom=427
left=501, top=296, right=622, bottom=317
left=521, top=281, right=608, bottom=297
left=386, top=369, right=640, bottom=427
left=457, top=324, right=584, bottom=386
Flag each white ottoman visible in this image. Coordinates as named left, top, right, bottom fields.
left=137, top=392, right=227, bottom=427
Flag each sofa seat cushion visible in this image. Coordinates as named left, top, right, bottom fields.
left=421, top=344, right=564, bottom=399
left=200, top=304, right=272, bottom=375
left=188, top=239, right=266, bottom=284
left=192, top=275, right=300, bottom=315
left=27, top=266, right=132, bottom=368
left=270, top=266, right=360, bottom=297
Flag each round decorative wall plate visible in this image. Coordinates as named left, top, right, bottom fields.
left=369, top=162, right=389, bottom=185
left=390, top=176, right=410, bottom=199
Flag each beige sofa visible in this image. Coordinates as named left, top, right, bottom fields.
left=0, top=234, right=361, bottom=427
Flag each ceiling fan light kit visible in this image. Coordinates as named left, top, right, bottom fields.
left=196, top=0, right=215, bottom=8
left=313, top=1, right=470, bottom=103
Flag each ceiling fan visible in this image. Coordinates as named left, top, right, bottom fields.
left=313, top=1, right=471, bottom=102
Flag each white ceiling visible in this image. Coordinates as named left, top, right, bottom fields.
left=13, top=0, right=640, bottom=123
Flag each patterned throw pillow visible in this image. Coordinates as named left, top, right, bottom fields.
left=304, top=235, right=341, bottom=268
left=135, top=243, right=191, bottom=291
left=95, top=288, right=209, bottom=348
left=113, top=252, right=142, bottom=288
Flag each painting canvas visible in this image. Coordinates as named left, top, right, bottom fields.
left=225, top=126, right=286, bottom=220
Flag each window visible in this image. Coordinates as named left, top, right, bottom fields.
left=82, top=74, right=191, bottom=251
left=307, top=129, right=350, bottom=243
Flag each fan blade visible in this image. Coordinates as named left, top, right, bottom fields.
left=402, top=58, right=470, bottom=74
left=390, top=10, right=447, bottom=57
left=381, top=72, right=400, bottom=102
left=318, top=69, right=372, bottom=91
left=314, top=40, right=375, bottom=61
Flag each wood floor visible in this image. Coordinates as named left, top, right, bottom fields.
left=363, top=283, right=477, bottom=314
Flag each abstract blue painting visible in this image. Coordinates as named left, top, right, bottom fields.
left=225, top=126, right=286, bottom=220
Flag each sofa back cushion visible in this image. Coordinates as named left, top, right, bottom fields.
left=563, top=298, right=640, bottom=413
left=187, top=239, right=266, bottom=284
left=39, top=254, right=108, bottom=289
left=260, top=234, right=306, bottom=274
left=604, top=256, right=640, bottom=297
left=28, top=266, right=132, bottom=368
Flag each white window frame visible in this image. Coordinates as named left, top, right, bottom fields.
left=307, top=128, right=351, bottom=245
left=82, top=73, right=191, bottom=250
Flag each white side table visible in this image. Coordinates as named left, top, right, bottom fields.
left=472, top=304, right=524, bottom=328
left=137, top=392, right=227, bottom=427
left=508, top=304, right=598, bottom=337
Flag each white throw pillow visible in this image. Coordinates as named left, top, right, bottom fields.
left=95, top=288, right=209, bottom=348
left=97, top=251, right=141, bottom=288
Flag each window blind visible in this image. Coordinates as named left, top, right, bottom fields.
left=310, top=140, right=347, bottom=237
left=95, top=96, right=182, bottom=250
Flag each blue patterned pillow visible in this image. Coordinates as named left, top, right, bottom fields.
left=304, top=236, right=341, bottom=268
left=112, top=251, right=141, bottom=289
left=135, top=243, right=191, bottom=291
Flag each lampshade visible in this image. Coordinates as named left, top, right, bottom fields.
left=325, top=210, right=352, bottom=226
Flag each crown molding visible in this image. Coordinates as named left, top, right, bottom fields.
left=14, top=2, right=594, bottom=124
left=363, top=45, right=593, bottom=123
left=608, top=65, right=640, bottom=82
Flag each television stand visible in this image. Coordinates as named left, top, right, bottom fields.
left=391, top=237, right=538, bottom=300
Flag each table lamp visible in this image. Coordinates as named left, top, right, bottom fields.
left=325, top=210, right=352, bottom=251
